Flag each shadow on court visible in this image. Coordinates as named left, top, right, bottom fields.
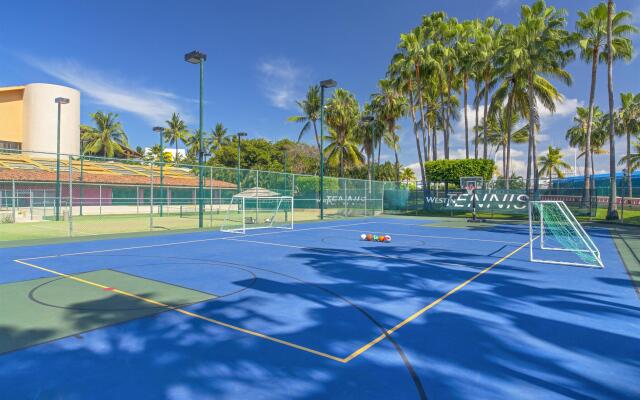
left=0, top=219, right=639, bottom=399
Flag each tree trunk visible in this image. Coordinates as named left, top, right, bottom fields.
left=502, top=144, right=506, bottom=179
left=432, top=123, right=438, bottom=161
left=312, top=120, right=321, bottom=156
left=409, top=88, right=427, bottom=202
left=505, top=83, right=515, bottom=189
left=425, top=118, right=431, bottom=165
left=464, top=74, right=469, bottom=159
left=394, top=148, right=400, bottom=186
left=606, top=0, right=618, bottom=219
left=416, top=65, right=429, bottom=162
left=526, top=72, right=535, bottom=194
left=474, top=80, right=480, bottom=160
left=627, top=130, right=632, bottom=197
left=439, top=77, right=447, bottom=160
left=583, top=48, right=599, bottom=206
left=483, top=74, right=490, bottom=159
left=445, top=71, right=454, bottom=160
left=533, top=129, right=539, bottom=192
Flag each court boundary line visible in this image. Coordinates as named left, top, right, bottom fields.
left=12, top=236, right=533, bottom=363
left=16, top=220, right=376, bottom=261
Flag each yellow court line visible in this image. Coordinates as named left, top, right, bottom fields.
left=13, top=259, right=345, bottom=363
left=13, top=237, right=532, bottom=364
left=342, top=238, right=533, bottom=362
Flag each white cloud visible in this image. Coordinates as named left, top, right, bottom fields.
left=406, top=162, right=423, bottom=176
left=25, top=57, right=191, bottom=125
left=258, top=58, right=304, bottom=110
left=539, top=97, right=582, bottom=121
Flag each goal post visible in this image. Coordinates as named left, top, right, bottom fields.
left=529, top=200, right=603, bottom=268
left=220, top=195, right=294, bottom=234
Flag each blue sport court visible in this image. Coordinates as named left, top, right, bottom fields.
left=0, top=217, right=638, bottom=399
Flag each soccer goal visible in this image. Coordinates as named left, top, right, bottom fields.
left=220, top=193, right=293, bottom=234
left=528, top=200, right=603, bottom=268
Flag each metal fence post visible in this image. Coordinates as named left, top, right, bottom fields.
left=68, top=155, right=73, bottom=237
left=150, top=165, right=154, bottom=230
left=210, top=167, right=213, bottom=227
left=99, top=185, right=103, bottom=215
left=11, top=179, right=16, bottom=223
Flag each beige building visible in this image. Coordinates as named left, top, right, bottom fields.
left=0, top=83, right=80, bottom=157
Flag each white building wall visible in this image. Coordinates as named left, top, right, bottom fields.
left=21, top=83, right=80, bottom=157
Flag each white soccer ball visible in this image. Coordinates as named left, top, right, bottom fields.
left=360, top=234, right=367, bottom=240
left=384, top=235, right=391, bottom=243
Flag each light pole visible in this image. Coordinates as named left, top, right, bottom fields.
left=153, top=126, right=165, bottom=217
left=319, top=79, right=337, bottom=220
left=236, top=132, right=247, bottom=193
left=54, top=97, right=70, bottom=221
left=185, top=50, right=207, bottom=228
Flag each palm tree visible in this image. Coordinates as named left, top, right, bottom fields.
left=513, top=0, right=573, bottom=193
left=163, top=113, right=189, bottom=164
left=456, top=20, right=478, bottom=159
left=80, top=111, right=129, bottom=158
left=605, top=0, right=637, bottom=218
left=324, top=88, right=363, bottom=177
left=371, top=79, right=407, bottom=183
left=210, top=123, right=229, bottom=153
left=617, top=93, right=640, bottom=196
left=288, top=85, right=322, bottom=154
left=477, top=109, right=529, bottom=177
left=400, top=167, right=416, bottom=185
left=475, top=17, right=501, bottom=160
left=538, top=146, right=572, bottom=183
left=145, top=144, right=173, bottom=163
left=619, top=142, right=640, bottom=195
left=566, top=106, right=607, bottom=177
left=574, top=2, right=636, bottom=206
left=390, top=28, right=429, bottom=192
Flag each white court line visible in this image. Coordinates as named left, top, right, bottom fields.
left=15, top=220, right=377, bottom=261
left=324, top=227, right=523, bottom=245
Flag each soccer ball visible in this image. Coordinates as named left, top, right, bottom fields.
left=384, top=235, right=391, bottom=243
left=360, top=234, right=366, bottom=240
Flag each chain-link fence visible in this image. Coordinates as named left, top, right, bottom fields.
left=0, top=150, right=386, bottom=243
left=1, top=149, right=638, bottom=244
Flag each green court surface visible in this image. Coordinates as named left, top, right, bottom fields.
left=0, top=209, right=324, bottom=245
left=0, top=269, right=215, bottom=354
left=609, top=224, right=640, bottom=294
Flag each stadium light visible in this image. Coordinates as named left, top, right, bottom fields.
left=319, top=79, right=337, bottom=220
left=184, top=50, right=207, bottom=228
left=236, top=132, right=248, bottom=193
left=54, top=97, right=70, bottom=221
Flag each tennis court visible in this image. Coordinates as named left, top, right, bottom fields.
left=1, top=216, right=638, bottom=399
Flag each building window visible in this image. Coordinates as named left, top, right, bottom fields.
left=0, top=140, right=21, bottom=152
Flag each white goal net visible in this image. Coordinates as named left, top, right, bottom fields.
left=528, top=200, right=603, bottom=268
left=220, top=190, right=293, bottom=234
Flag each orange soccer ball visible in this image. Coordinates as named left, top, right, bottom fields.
left=366, top=234, right=373, bottom=241
left=378, top=235, right=385, bottom=242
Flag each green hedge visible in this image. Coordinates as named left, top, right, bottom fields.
left=424, top=159, right=494, bottom=183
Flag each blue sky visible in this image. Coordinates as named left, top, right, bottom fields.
left=2, top=0, right=639, bottom=176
